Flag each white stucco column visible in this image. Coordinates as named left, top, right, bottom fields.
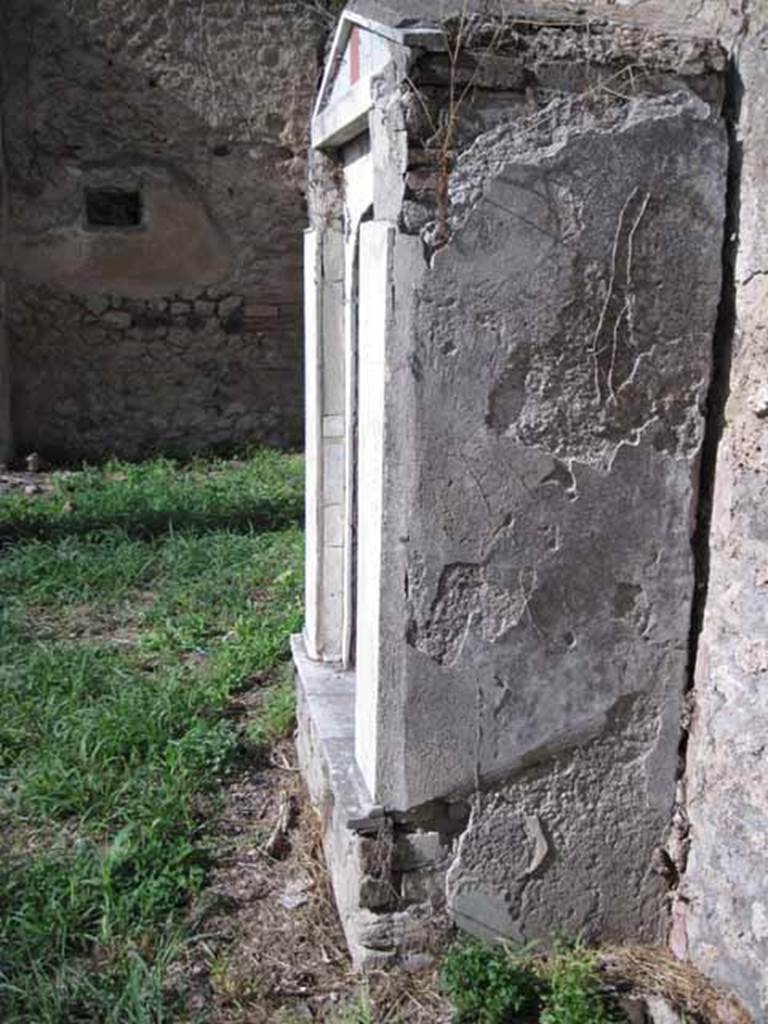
left=354, top=220, right=393, bottom=798
left=341, top=138, right=374, bottom=668
left=303, top=223, right=346, bottom=662
left=303, top=230, right=323, bottom=659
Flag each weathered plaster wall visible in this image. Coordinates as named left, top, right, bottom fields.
left=544, top=4, right=768, bottom=1019
left=385, top=85, right=726, bottom=945
left=681, top=5, right=768, bottom=1021
left=299, top=18, right=721, bottom=957
left=388, top=93, right=727, bottom=800
left=301, top=4, right=768, bottom=1011
left=461, top=4, right=768, bottom=1021
left=1, top=0, right=324, bottom=461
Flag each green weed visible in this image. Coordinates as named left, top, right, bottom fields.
left=538, top=942, right=621, bottom=1024
left=441, top=937, right=626, bottom=1024
left=246, top=662, right=297, bottom=749
left=330, top=982, right=376, bottom=1024
left=441, top=939, right=542, bottom=1023
left=0, top=452, right=304, bottom=1022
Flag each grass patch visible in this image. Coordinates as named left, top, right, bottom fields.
left=0, top=452, right=304, bottom=1022
left=441, top=938, right=626, bottom=1024
left=0, top=449, right=303, bottom=544
left=246, top=663, right=297, bottom=750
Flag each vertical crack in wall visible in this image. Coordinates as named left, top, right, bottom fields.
left=675, top=54, right=744, bottom=879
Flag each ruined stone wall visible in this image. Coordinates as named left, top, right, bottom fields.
left=0, top=29, right=10, bottom=465
left=418, top=5, right=768, bottom=1018
left=298, top=6, right=768, bottom=1015
left=543, top=5, right=768, bottom=1020
left=1, top=0, right=325, bottom=462
left=679, top=5, right=768, bottom=1022
left=0, top=276, right=9, bottom=465
left=300, top=3, right=768, bottom=1016
left=301, top=8, right=729, bottom=957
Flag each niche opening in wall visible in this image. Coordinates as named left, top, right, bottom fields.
left=84, top=187, right=143, bottom=229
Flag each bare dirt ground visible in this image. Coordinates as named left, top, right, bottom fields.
left=172, top=736, right=451, bottom=1024
left=0, top=467, right=58, bottom=496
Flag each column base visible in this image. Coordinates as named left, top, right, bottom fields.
left=292, top=634, right=456, bottom=968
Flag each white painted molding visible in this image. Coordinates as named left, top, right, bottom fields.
left=303, top=229, right=323, bottom=661
left=311, top=10, right=444, bottom=151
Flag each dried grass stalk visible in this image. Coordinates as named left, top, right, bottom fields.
left=599, top=945, right=753, bottom=1024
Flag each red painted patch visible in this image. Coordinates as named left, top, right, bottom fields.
left=349, top=26, right=361, bottom=86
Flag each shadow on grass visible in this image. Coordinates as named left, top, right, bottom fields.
left=0, top=452, right=305, bottom=546
left=0, top=499, right=303, bottom=545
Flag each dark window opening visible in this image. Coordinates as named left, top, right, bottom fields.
left=85, top=188, right=143, bottom=228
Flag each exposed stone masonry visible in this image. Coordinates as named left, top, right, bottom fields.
left=1, top=0, right=325, bottom=461
left=10, top=280, right=302, bottom=461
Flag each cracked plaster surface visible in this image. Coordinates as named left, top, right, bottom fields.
left=395, top=89, right=726, bottom=798
left=376, top=84, right=728, bottom=944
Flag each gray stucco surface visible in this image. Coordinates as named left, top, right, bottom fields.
left=376, top=90, right=728, bottom=942
left=446, top=688, right=674, bottom=945
left=383, top=92, right=727, bottom=809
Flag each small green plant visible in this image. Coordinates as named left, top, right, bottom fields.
left=441, top=937, right=626, bottom=1024
left=538, top=942, right=620, bottom=1024
left=330, top=982, right=376, bottom=1024
left=441, top=938, right=542, bottom=1023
